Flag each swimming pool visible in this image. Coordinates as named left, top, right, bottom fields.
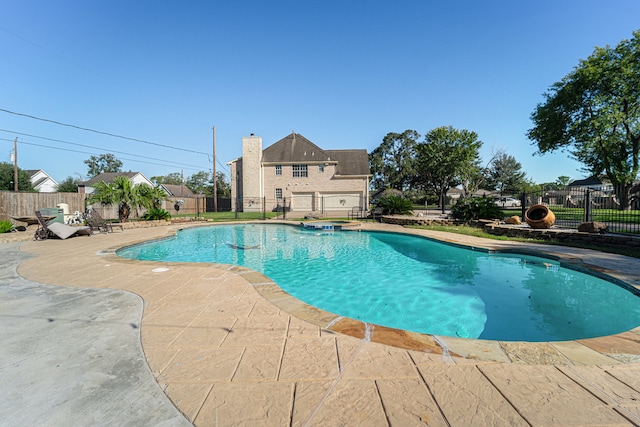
left=117, top=223, right=640, bottom=342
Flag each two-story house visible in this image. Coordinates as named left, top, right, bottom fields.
left=228, top=133, right=370, bottom=216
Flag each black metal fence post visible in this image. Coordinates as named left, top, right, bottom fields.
left=520, top=191, right=527, bottom=219
left=584, top=189, right=592, bottom=223
left=283, top=197, right=287, bottom=220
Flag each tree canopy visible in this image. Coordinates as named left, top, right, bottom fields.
left=84, top=153, right=123, bottom=178
left=413, top=126, right=483, bottom=206
left=484, top=151, right=527, bottom=194
left=369, top=130, right=419, bottom=191
left=186, top=171, right=212, bottom=196
left=0, top=162, right=35, bottom=191
left=527, top=29, right=640, bottom=209
left=56, top=176, right=81, bottom=192
left=151, top=172, right=182, bottom=186
left=151, top=171, right=230, bottom=198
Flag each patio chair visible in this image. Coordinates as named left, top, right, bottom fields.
left=84, top=209, right=124, bottom=234
left=34, top=210, right=91, bottom=240
left=370, top=207, right=384, bottom=221
left=348, top=206, right=364, bottom=220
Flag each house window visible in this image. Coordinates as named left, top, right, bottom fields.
left=318, top=164, right=324, bottom=173
left=292, top=164, right=308, bottom=178
left=275, top=188, right=283, bottom=199
left=275, top=165, right=282, bottom=176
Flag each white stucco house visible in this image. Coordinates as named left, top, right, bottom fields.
left=228, top=132, right=371, bottom=216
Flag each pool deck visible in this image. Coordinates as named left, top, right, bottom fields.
left=3, top=221, right=640, bottom=426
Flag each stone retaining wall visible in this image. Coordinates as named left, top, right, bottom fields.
left=482, top=222, right=640, bottom=251
left=381, top=215, right=640, bottom=253
left=381, top=215, right=461, bottom=227
left=120, top=219, right=172, bottom=229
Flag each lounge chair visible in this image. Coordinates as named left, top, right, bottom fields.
left=34, top=210, right=91, bottom=240
left=84, top=209, right=124, bottom=234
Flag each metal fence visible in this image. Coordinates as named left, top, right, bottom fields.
left=512, top=188, right=640, bottom=234
left=232, top=195, right=367, bottom=219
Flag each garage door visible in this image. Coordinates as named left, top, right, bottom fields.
left=291, top=193, right=314, bottom=211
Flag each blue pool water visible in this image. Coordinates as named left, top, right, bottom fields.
left=117, top=223, right=640, bottom=341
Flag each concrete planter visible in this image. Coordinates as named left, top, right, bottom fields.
left=525, top=204, right=555, bottom=229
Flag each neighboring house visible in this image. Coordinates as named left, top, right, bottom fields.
left=159, top=184, right=196, bottom=197
left=78, top=172, right=154, bottom=194
left=228, top=132, right=370, bottom=214
left=568, top=175, right=614, bottom=192
left=25, top=169, right=58, bottom=192
left=446, top=188, right=496, bottom=202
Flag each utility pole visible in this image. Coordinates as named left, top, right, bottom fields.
left=13, top=137, right=18, bottom=191
left=212, top=126, right=217, bottom=212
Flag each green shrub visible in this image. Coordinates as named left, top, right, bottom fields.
left=0, top=220, right=14, bottom=233
left=451, top=197, right=503, bottom=221
left=375, top=195, right=414, bottom=215
left=142, top=208, right=171, bottom=221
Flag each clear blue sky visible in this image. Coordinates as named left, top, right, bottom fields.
left=1, top=1, right=639, bottom=186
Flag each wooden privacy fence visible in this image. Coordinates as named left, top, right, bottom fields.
left=2, top=192, right=212, bottom=224
left=0, top=191, right=87, bottom=224
left=162, top=196, right=207, bottom=216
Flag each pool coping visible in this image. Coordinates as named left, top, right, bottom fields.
left=106, top=220, right=640, bottom=365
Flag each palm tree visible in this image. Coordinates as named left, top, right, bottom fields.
left=88, top=176, right=153, bottom=222
left=136, top=183, right=168, bottom=210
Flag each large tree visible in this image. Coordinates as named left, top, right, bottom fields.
left=484, top=151, right=527, bottom=194
left=56, top=176, right=81, bottom=192
left=185, top=170, right=231, bottom=197
left=213, top=171, right=231, bottom=198
left=84, top=153, right=123, bottom=178
left=186, top=171, right=212, bottom=196
left=369, top=130, right=419, bottom=191
left=414, top=126, right=483, bottom=207
left=0, top=162, right=35, bottom=191
left=150, top=172, right=183, bottom=186
left=527, top=29, right=640, bottom=209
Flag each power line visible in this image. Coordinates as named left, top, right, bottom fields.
left=0, top=107, right=210, bottom=156
left=0, top=128, right=208, bottom=170
left=3, top=138, right=206, bottom=172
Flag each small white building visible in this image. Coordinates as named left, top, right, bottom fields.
left=25, top=169, right=58, bottom=192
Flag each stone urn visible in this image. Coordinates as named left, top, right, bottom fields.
left=524, top=204, right=555, bottom=229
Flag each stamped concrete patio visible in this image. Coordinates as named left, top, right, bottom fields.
left=8, top=221, right=640, bottom=425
